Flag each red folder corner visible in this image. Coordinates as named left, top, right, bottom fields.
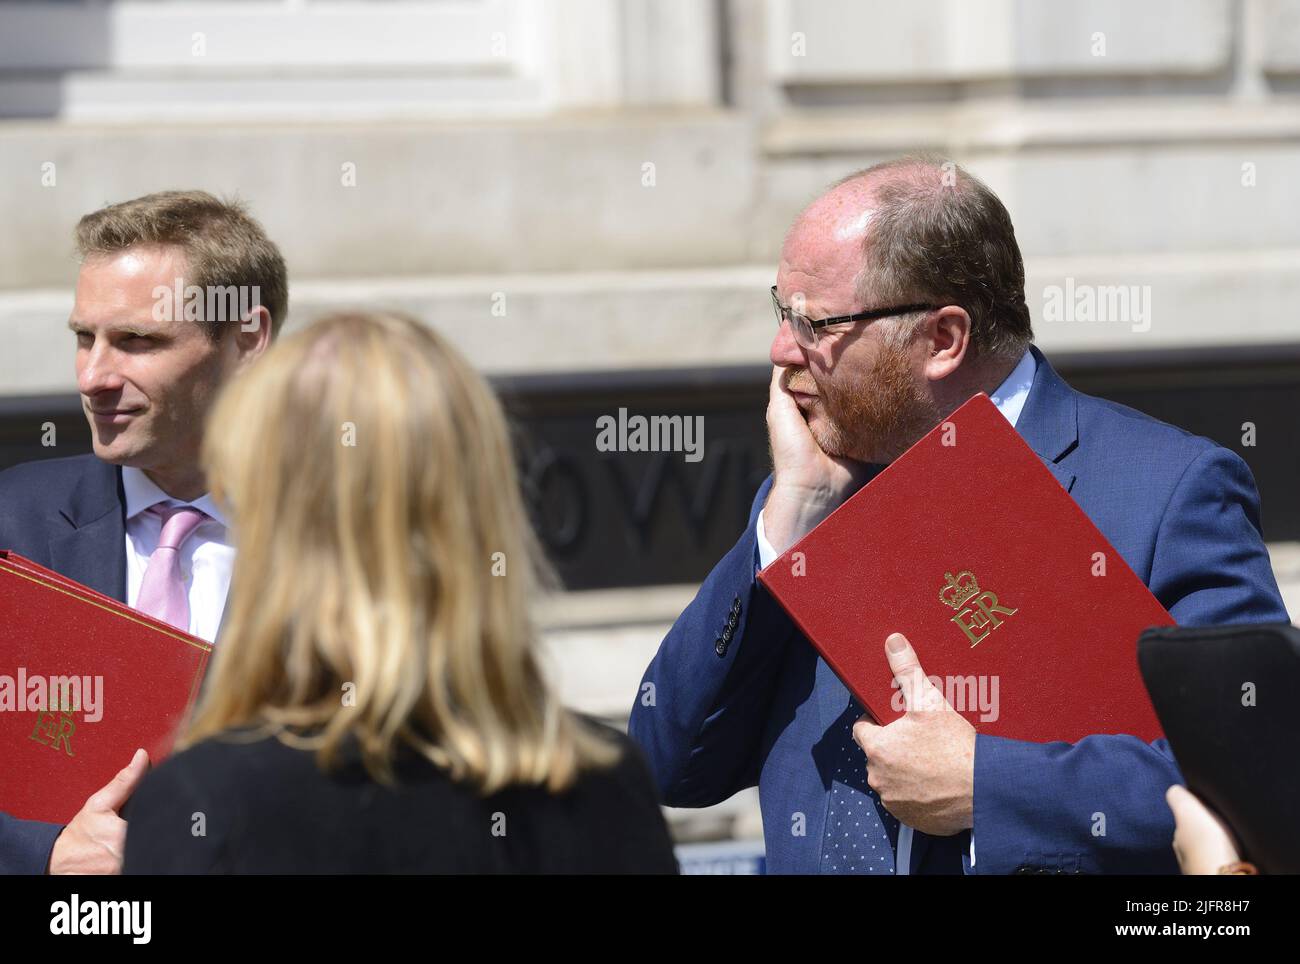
left=757, top=393, right=1173, bottom=744
left=0, top=552, right=210, bottom=823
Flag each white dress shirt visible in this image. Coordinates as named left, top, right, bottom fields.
left=755, top=348, right=1038, bottom=873
left=122, top=466, right=234, bottom=644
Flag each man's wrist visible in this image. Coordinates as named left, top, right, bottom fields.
left=761, top=485, right=839, bottom=555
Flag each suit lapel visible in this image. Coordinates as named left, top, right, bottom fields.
left=1015, top=346, right=1079, bottom=494
left=47, top=458, right=128, bottom=602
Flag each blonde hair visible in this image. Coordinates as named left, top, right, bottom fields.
left=186, top=311, right=616, bottom=792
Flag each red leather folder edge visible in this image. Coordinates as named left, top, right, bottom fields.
left=755, top=394, right=1173, bottom=741
left=0, top=550, right=211, bottom=751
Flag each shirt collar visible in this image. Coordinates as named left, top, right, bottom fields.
left=121, top=465, right=228, bottom=529
left=988, top=348, right=1037, bottom=429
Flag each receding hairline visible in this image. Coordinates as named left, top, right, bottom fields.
left=76, top=240, right=190, bottom=271
left=784, top=154, right=966, bottom=251
left=833, top=152, right=968, bottom=191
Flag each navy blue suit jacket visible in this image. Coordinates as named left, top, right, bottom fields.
left=628, top=347, right=1290, bottom=874
left=0, top=454, right=127, bottom=874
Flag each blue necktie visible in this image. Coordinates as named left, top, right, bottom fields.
left=820, top=697, right=902, bottom=874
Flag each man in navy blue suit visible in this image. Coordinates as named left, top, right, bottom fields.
left=628, top=156, right=1289, bottom=874
left=0, top=191, right=282, bottom=874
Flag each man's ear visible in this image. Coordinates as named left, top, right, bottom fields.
left=922, top=306, right=971, bottom=381
left=234, top=306, right=273, bottom=361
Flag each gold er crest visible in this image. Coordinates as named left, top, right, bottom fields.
left=29, top=710, right=76, bottom=757
left=940, top=570, right=1017, bottom=647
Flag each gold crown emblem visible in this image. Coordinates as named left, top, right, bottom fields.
left=939, top=570, right=980, bottom=610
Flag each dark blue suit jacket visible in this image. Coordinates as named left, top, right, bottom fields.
left=628, top=347, right=1290, bottom=874
left=0, top=454, right=127, bottom=874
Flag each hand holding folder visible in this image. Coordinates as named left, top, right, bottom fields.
left=0, top=552, right=210, bottom=824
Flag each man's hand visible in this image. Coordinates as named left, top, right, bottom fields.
left=47, top=748, right=149, bottom=875
left=852, top=633, right=975, bottom=836
left=762, top=365, right=873, bottom=555
left=1166, top=784, right=1243, bottom=874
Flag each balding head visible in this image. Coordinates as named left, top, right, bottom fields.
left=787, top=174, right=878, bottom=248
left=779, top=176, right=885, bottom=334
left=792, top=154, right=1033, bottom=360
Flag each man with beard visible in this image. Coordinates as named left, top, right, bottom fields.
left=627, top=156, right=1288, bottom=875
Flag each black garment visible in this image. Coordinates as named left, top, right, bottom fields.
left=121, top=721, right=679, bottom=874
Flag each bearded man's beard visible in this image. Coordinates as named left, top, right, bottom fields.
left=788, top=339, right=942, bottom=464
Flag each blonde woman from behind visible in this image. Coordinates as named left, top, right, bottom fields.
left=122, top=311, right=678, bottom=874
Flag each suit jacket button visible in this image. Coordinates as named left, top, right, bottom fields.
left=715, top=637, right=728, bottom=657
left=731, top=596, right=741, bottom=614
left=722, top=625, right=734, bottom=644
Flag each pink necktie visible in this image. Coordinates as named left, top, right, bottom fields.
left=135, top=505, right=208, bottom=632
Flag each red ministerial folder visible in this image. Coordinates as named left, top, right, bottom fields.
left=0, top=551, right=210, bottom=824
left=756, top=393, right=1173, bottom=744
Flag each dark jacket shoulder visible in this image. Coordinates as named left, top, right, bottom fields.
left=0, top=453, right=113, bottom=516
